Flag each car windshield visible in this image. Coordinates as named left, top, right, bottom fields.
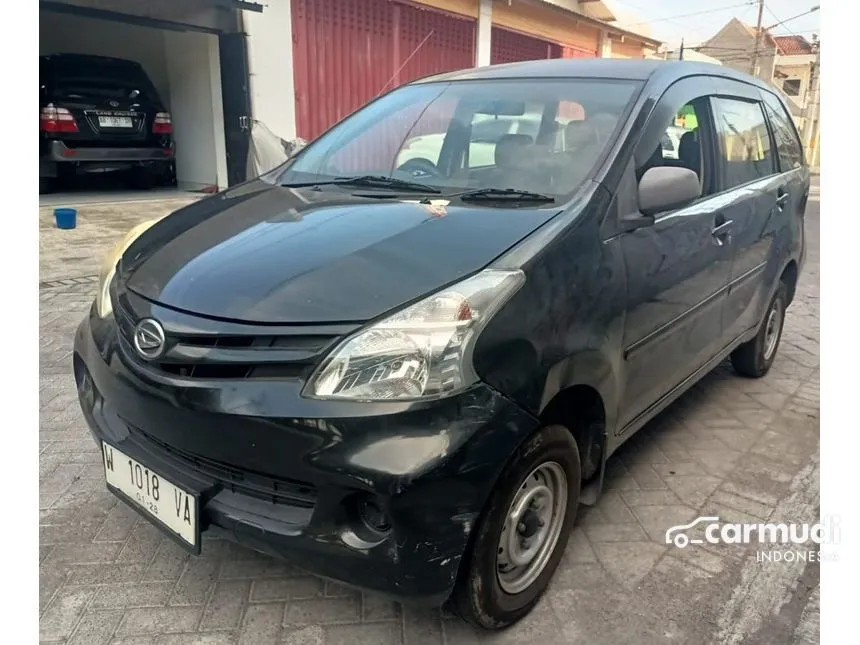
left=269, top=78, right=641, bottom=199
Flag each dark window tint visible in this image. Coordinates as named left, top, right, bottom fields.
left=782, top=79, right=801, bottom=96
left=712, top=97, right=776, bottom=189
left=43, top=56, right=161, bottom=102
left=762, top=92, right=804, bottom=171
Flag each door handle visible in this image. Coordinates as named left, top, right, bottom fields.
left=711, top=218, right=733, bottom=246
left=776, top=189, right=790, bottom=210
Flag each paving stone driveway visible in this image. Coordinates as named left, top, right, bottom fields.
left=39, top=189, right=820, bottom=645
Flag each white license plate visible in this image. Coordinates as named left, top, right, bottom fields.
left=98, top=116, right=133, bottom=128
left=102, top=442, right=198, bottom=548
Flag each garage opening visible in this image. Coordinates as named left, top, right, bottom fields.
left=39, top=1, right=251, bottom=203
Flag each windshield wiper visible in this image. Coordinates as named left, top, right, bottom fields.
left=282, top=175, right=441, bottom=194
left=453, top=188, right=555, bottom=203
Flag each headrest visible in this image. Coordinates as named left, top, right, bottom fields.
left=494, top=133, right=533, bottom=166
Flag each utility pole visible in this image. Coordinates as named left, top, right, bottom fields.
left=750, top=0, right=766, bottom=76
left=801, top=37, right=820, bottom=165
left=679, top=37, right=685, bottom=60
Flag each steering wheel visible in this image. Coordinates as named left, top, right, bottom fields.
left=397, top=157, right=441, bottom=179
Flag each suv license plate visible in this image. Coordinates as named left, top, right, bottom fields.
left=98, top=116, right=133, bottom=128
left=102, top=441, right=198, bottom=550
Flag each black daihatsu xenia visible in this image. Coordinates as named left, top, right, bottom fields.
left=74, top=59, right=808, bottom=629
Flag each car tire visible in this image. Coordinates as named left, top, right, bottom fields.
left=39, top=177, right=53, bottom=195
left=731, top=282, right=788, bottom=378
left=450, top=424, right=581, bottom=630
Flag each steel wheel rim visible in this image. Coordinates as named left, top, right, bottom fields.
left=496, top=461, right=568, bottom=595
left=763, top=302, right=783, bottom=361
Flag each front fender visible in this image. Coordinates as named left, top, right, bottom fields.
left=539, top=347, right=622, bottom=440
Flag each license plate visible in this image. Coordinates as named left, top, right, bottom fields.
left=102, top=442, right=198, bottom=549
left=98, top=115, right=133, bottom=128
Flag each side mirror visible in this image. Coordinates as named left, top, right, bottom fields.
left=638, top=166, right=701, bottom=216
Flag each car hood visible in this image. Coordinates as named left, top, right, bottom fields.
left=121, top=180, right=561, bottom=324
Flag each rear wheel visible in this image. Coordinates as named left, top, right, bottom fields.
left=731, top=282, right=788, bottom=378
left=451, top=425, right=580, bottom=630
left=39, top=177, right=53, bottom=195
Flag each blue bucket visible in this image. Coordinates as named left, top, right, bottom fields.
left=54, top=208, right=77, bottom=230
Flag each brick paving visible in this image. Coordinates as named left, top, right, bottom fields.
left=39, top=190, right=820, bottom=645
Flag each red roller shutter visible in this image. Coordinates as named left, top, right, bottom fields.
left=395, top=2, right=475, bottom=85
left=292, top=0, right=392, bottom=142
left=491, top=26, right=559, bottom=64
left=292, top=0, right=476, bottom=142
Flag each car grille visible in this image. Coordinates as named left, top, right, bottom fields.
left=112, top=283, right=350, bottom=381
left=127, top=424, right=318, bottom=508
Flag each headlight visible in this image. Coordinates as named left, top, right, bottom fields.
left=95, top=218, right=162, bottom=318
left=304, top=269, right=525, bottom=401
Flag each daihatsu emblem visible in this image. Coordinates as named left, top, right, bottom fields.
left=133, top=318, right=166, bottom=360
left=109, top=100, right=120, bottom=107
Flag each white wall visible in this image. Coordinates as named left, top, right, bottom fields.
left=40, top=11, right=172, bottom=106
left=163, top=30, right=229, bottom=190
left=244, top=0, right=297, bottom=141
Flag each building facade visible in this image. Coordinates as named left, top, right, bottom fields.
left=245, top=0, right=662, bottom=143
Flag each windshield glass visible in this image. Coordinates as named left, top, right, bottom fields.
left=269, top=78, right=641, bottom=198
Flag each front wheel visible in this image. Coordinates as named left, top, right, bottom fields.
left=450, top=425, right=581, bottom=630
left=731, top=282, right=788, bottom=378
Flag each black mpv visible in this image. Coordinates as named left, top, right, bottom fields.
left=74, top=59, right=808, bottom=629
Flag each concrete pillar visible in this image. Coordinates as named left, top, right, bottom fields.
left=598, top=30, right=612, bottom=58
left=244, top=0, right=297, bottom=141
left=476, top=0, right=492, bottom=66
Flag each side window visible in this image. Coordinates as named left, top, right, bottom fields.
left=762, top=93, right=804, bottom=171
left=639, top=98, right=715, bottom=196
left=712, top=97, right=776, bottom=189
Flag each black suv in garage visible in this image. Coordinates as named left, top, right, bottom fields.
left=39, top=53, right=174, bottom=193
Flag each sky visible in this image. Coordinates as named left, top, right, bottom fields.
left=608, top=0, right=821, bottom=48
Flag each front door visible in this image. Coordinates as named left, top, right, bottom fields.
left=617, top=85, right=733, bottom=431
left=219, top=32, right=252, bottom=186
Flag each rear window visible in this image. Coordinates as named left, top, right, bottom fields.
left=42, top=57, right=160, bottom=101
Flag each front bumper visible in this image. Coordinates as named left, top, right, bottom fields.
left=73, top=308, right=539, bottom=604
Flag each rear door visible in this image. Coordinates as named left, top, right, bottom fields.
left=618, top=76, right=733, bottom=431
left=761, top=90, right=810, bottom=268
left=709, top=79, right=799, bottom=344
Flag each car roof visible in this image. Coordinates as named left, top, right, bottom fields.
left=412, top=58, right=774, bottom=92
